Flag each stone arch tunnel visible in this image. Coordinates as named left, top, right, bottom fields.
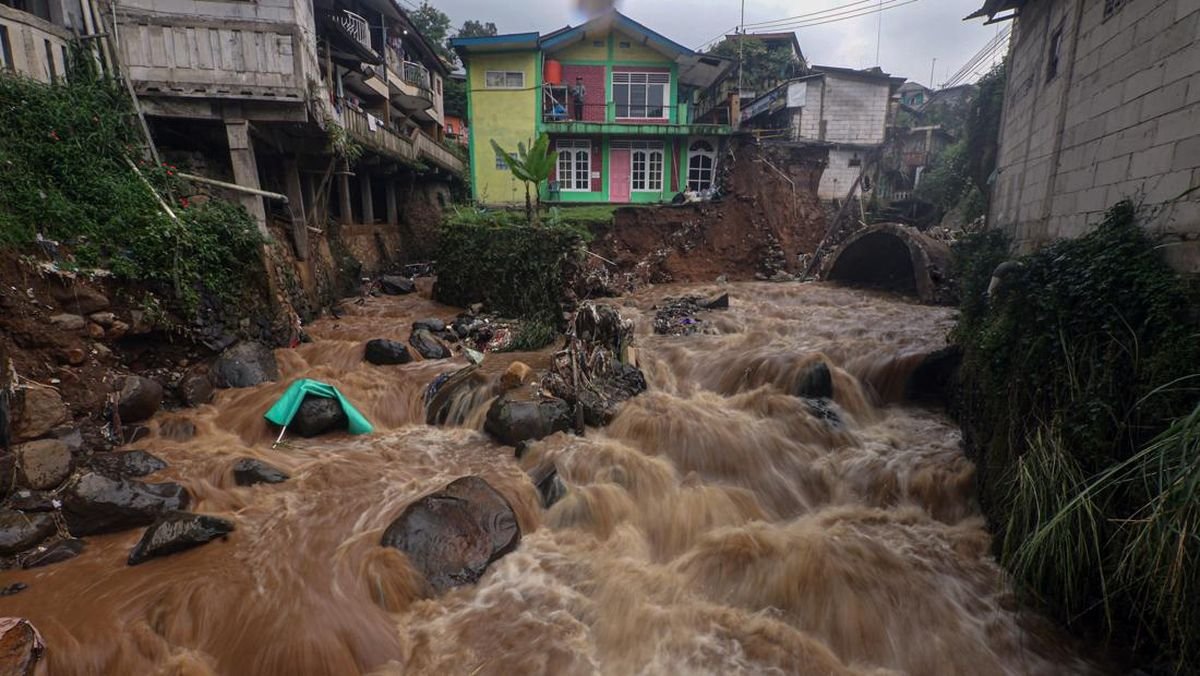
left=821, top=223, right=953, bottom=304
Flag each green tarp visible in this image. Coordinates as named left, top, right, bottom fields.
left=264, top=378, right=373, bottom=435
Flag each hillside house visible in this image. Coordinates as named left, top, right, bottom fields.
left=0, top=0, right=80, bottom=82
left=451, top=11, right=734, bottom=206
left=739, top=65, right=904, bottom=200
left=968, top=0, right=1200, bottom=272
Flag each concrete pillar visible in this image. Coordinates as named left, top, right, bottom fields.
left=360, top=172, right=375, bottom=225
left=224, top=120, right=268, bottom=236
left=338, top=173, right=353, bottom=225
left=385, top=180, right=398, bottom=226
left=284, top=157, right=308, bottom=260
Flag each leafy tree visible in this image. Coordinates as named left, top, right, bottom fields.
left=490, top=134, right=557, bottom=225
left=707, top=36, right=802, bottom=95
left=443, top=77, right=467, bottom=118
left=456, top=20, right=497, bottom=40
left=964, top=62, right=1007, bottom=208
left=408, top=2, right=453, bottom=62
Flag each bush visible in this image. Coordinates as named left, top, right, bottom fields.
left=435, top=211, right=585, bottom=348
left=954, top=202, right=1200, bottom=670
left=0, top=59, right=263, bottom=314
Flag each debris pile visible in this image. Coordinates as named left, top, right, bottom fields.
left=652, top=293, right=729, bottom=336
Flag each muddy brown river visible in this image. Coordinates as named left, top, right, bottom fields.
left=0, top=281, right=1099, bottom=675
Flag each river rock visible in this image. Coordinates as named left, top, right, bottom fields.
left=53, top=285, right=109, bottom=314
left=86, top=450, right=168, bottom=478
left=412, top=318, right=445, bottom=333
left=409, top=329, right=451, bottom=360
left=7, top=490, right=57, bottom=512
left=48, top=313, right=86, bottom=331
left=127, top=512, right=235, bottom=566
left=14, top=439, right=72, bottom=490
left=117, top=376, right=163, bottom=423
left=290, top=396, right=347, bottom=437
left=574, top=361, right=648, bottom=427
left=499, top=362, right=533, bottom=393
left=61, top=472, right=190, bottom=536
left=89, top=311, right=116, bottom=327
left=0, top=618, right=45, bottom=676
left=179, top=366, right=215, bottom=407
left=533, top=466, right=567, bottom=509
left=484, top=397, right=572, bottom=446
left=364, top=339, right=413, bottom=365
left=380, top=476, right=520, bottom=593
left=0, top=509, right=55, bottom=556
left=0, top=455, right=13, bottom=502
left=22, top=538, right=86, bottom=569
left=379, top=275, right=415, bottom=295
left=211, top=342, right=280, bottom=389
left=15, top=388, right=67, bottom=441
left=232, top=458, right=289, bottom=486
left=793, top=361, right=833, bottom=399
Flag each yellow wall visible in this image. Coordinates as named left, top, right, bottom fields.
left=554, top=37, right=607, bottom=61
left=612, top=30, right=670, bottom=63
left=468, top=51, right=538, bottom=205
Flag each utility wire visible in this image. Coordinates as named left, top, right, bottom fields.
left=743, top=0, right=922, bottom=31
left=741, top=0, right=878, bottom=28
left=942, top=27, right=1009, bottom=87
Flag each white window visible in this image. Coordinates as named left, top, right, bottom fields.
left=485, top=71, right=525, bottom=89
left=687, top=140, right=716, bottom=192
left=556, top=140, right=591, bottom=191
left=495, top=149, right=508, bottom=169
left=615, top=141, right=665, bottom=192
left=613, top=72, right=670, bottom=119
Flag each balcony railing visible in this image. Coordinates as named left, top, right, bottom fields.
left=333, top=10, right=370, bottom=50
left=339, top=105, right=463, bottom=175
left=401, top=61, right=431, bottom=91
left=541, top=103, right=727, bottom=128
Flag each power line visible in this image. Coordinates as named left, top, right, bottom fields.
left=942, top=27, right=1009, bottom=87
left=743, top=0, right=922, bottom=32
left=742, top=0, right=878, bottom=29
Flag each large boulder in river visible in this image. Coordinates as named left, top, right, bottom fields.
left=61, top=472, right=190, bottom=536
left=379, top=275, right=415, bottom=295
left=232, top=458, right=289, bottom=486
left=127, top=512, right=235, bottom=566
left=792, top=361, right=833, bottom=400
left=0, top=509, right=55, bottom=555
left=0, top=617, right=45, bottom=676
left=86, top=450, right=167, bottom=478
left=289, top=396, right=347, bottom=437
left=364, top=339, right=412, bottom=365
left=13, top=439, right=72, bottom=490
left=484, top=396, right=572, bottom=446
left=211, top=342, right=280, bottom=389
left=178, top=366, right=215, bottom=407
left=409, top=329, right=451, bottom=360
left=380, top=476, right=520, bottom=593
left=117, top=376, right=163, bottom=423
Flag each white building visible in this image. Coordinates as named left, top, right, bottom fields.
left=969, top=0, right=1200, bottom=272
left=740, top=65, right=902, bottom=200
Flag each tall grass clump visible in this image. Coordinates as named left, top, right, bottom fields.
left=953, top=201, right=1200, bottom=670
left=0, top=50, right=264, bottom=314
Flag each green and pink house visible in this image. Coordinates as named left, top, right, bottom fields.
left=451, top=11, right=734, bottom=206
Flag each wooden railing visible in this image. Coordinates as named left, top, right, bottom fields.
left=340, top=106, right=463, bottom=174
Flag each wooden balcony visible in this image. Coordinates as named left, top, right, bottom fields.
left=340, top=106, right=463, bottom=175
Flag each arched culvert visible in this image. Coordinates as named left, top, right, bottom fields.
left=821, top=223, right=953, bottom=303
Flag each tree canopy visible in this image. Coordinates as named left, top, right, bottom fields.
left=706, top=36, right=803, bottom=95
left=408, top=2, right=454, bottom=62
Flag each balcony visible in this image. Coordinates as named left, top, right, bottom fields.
left=383, top=51, right=435, bottom=115
left=541, top=103, right=731, bottom=136
left=339, top=106, right=463, bottom=175
left=333, top=10, right=371, bottom=50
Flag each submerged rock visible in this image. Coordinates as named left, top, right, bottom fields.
left=793, top=361, right=833, bottom=400
left=127, top=512, right=235, bottom=565
left=86, top=450, right=168, bottom=478
left=412, top=318, right=446, bottom=333
left=61, top=472, right=189, bottom=536
left=232, top=458, right=289, bottom=486
left=409, top=329, right=451, bottom=360
left=364, top=339, right=413, bottom=365
left=484, top=397, right=572, bottom=446
left=14, top=439, right=72, bottom=490
left=212, top=342, right=280, bottom=389
left=117, top=376, right=163, bottom=423
left=531, top=466, right=567, bottom=509
left=290, top=396, right=348, bottom=437
left=379, top=275, right=416, bottom=295
left=21, top=538, right=86, bottom=569
left=0, top=509, right=55, bottom=556
left=380, top=476, right=520, bottom=593
left=0, top=617, right=45, bottom=676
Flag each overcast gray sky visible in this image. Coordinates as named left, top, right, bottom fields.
left=430, top=0, right=1007, bottom=88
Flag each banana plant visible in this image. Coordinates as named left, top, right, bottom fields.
left=491, top=133, right=557, bottom=226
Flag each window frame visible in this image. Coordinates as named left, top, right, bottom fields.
left=1046, top=24, right=1064, bottom=82
left=556, top=140, right=592, bottom=192
left=485, top=70, right=525, bottom=89
left=615, top=140, right=665, bottom=192
left=612, top=71, right=670, bottom=120
left=687, top=139, right=716, bottom=192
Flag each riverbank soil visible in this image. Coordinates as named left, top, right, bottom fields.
left=0, top=280, right=1106, bottom=674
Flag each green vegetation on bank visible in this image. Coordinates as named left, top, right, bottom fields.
left=953, top=202, right=1200, bottom=671
left=0, top=55, right=264, bottom=314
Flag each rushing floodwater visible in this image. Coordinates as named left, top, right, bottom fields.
left=1, top=281, right=1099, bottom=675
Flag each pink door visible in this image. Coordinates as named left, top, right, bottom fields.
left=610, top=149, right=631, bottom=203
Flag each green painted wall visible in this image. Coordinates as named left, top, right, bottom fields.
left=467, top=51, right=538, bottom=205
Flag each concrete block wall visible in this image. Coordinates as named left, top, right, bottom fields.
left=992, top=0, right=1200, bottom=272
left=819, top=149, right=867, bottom=200
left=819, top=75, right=891, bottom=144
